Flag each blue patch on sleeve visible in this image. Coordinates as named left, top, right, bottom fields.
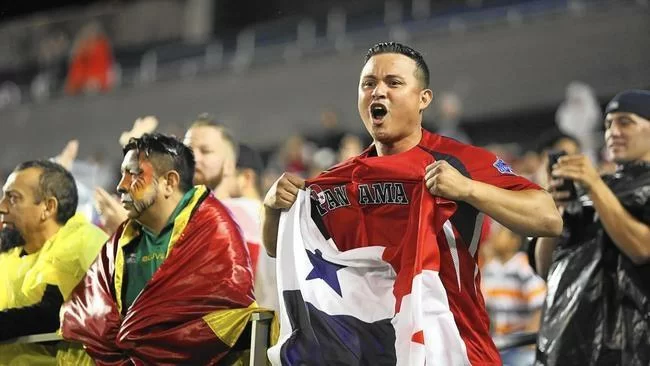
left=493, top=158, right=515, bottom=175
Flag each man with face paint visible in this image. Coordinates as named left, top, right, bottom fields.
left=61, top=133, right=257, bottom=365
left=535, top=90, right=650, bottom=365
left=0, top=160, right=106, bottom=364
left=93, top=114, right=239, bottom=236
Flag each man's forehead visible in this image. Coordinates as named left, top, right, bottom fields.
left=2, top=169, right=39, bottom=193
left=185, top=125, right=223, bottom=144
left=361, top=53, right=417, bottom=76
left=121, top=150, right=143, bottom=168
left=606, top=112, right=647, bottom=123
left=1, top=175, right=13, bottom=192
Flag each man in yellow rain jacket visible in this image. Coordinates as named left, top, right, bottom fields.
left=0, top=160, right=107, bottom=364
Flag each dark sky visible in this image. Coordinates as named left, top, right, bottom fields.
left=0, top=0, right=346, bottom=27
left=0, top=2, right=98, bottom=22
left=0, top=0, right=287, bottom=25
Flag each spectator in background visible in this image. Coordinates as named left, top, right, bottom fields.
left=555, top=81, right=601, bottom=162
left=52, top=139, right=114, bottom=228
left=337, top=133, right=365, bottom=163
left=531, top=128, right=581, bottom=186
left=535, top=90, right=650, bottom=365
left=432, top=91, right=472, bottom=144
left=185, top=117, right=278, bottom=309
left=482, top=224, right=545, bottom=366
left=313, top=109, right=346, bottom=151
left=183, top=113, right=238, bottom=200
left=33, top=29, right=70, bottom=101
left=308, top=147, right=337, bottom=178
left=224, top=144, right=279, bottom=311
left=0, top=160, right=106, bottom=364
left=267, top=134, right=311, bottom=177
left=64, top=21, right=115, bottom=95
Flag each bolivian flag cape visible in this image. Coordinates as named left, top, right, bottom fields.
left=60, top=186, right=262, bottom=365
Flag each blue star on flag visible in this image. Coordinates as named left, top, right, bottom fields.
left=305, top=249, right=346, bottom=296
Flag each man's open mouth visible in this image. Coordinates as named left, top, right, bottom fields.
left=370, top=103, right=388, bottom=120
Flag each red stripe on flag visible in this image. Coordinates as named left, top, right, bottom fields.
left=382, top=188, right=456, bottom=312
left=411, top=330, right=425, bottom=344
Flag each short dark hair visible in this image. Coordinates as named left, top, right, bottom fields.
left=14, top=160, right=78, bottom=225
left=364, top=42, right=430, bottom=88
left=189, top=113, right=239, bottom=156
left=123, top=133, right=195, bottom=193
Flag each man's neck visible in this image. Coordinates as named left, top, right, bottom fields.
left=375, top=129, right=422, bottom=157
left=23, top=221, right=62, bottom=254
left=212, top=184, right=230, bottom=200
left=242, top=188, right=261, bottom=201
left=138, top=192, right=183, bottom=236
left=640, top=152, right=650, bottom=164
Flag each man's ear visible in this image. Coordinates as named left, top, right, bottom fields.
left=164, top=171, right=181, bottom=195
left=245, top=169, right=259, bottom=189
left=419, top=88, right=433, bottom=112
left=43, top=196, right=59, bottom=221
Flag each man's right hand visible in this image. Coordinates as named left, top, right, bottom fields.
left=263, top=173, right=305, bottom=210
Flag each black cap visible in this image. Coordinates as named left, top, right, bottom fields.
left=605, top=89, right=650, bottom=120
left=236, top=144, right=264, bottom=176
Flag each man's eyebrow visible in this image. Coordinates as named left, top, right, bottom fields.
left=361, top=74, right=405, bottom=80
left=121, top=161, right=141, bottom=172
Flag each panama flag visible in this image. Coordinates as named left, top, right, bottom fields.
left=268, top=188, right=472, bottom=366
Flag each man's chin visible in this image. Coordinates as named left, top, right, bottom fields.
left=611, top=154, right=633, bottom=164
left=193, top=174, right=205, bottom=186
left=0, top=226, right=26, bottom=252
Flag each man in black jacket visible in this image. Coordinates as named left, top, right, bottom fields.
left=535, top=89, right=650, bottom=366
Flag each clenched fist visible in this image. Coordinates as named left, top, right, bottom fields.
left=264, top=173, right=306, bottom=210
left=424, top=160, right=474, bottom=201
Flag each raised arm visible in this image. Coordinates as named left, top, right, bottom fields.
left=553, top=154, right=650, bottom=264
left=261, top=173, right=305, bottom=257
left=425, top=160, right=562, bottom=237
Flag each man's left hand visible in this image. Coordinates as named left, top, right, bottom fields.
left=551, top=154, right=602, bottom=191
left=425, top=160, right=473, bottom=201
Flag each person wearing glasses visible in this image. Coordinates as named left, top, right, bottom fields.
left=60, top=133, right=257, bottom=365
